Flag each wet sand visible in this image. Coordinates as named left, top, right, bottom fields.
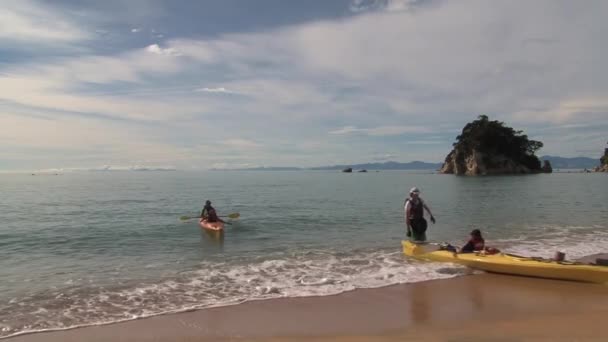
left=7, top=274, right=608, bottom=342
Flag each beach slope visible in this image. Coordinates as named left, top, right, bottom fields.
left=8, top=274, right=608, bottom=342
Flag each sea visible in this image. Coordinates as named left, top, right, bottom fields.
left=1, top=170, right=607, bottom=338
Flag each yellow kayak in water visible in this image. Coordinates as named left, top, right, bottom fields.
left=402, top=240, right=608, bottom=284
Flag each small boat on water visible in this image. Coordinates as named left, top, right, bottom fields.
left=402, top=240, right=608, bottom=284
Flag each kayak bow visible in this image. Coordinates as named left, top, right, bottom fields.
left=199, top=219, right=225, bottom=232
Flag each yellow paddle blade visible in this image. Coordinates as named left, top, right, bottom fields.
left=179, top=216, right=193, bottom=221
left=227, top=213, right=240, bottom=219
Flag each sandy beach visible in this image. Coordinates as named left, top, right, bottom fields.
left=7, top=273, right=608, bottom=342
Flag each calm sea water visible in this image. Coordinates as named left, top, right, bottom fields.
left=1, top=171, right=607, bottom=337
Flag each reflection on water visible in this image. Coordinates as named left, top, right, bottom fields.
left=201, top=229, right=225, bottom=250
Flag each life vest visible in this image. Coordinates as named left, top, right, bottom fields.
left=406, top=198, right=424, bottom=220
left=471, top=237, right=485, bottom=251
left=207, top=208, right=219, bottom=222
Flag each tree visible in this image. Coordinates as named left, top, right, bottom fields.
left=452, top=115, right=543, bottom=170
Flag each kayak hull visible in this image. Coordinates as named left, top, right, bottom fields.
left=199, top=219, right=224, bottom=231
left=402, top=240, right=608, bottom=284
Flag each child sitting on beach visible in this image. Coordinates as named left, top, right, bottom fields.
left=460, top=229, right=485, bottom=253
left=459, top=229, right=501, bottom=254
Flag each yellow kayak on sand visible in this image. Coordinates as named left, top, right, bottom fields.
left=402, top=240, right=608, bottom=284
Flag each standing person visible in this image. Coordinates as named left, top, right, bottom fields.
left=404, top=187, right=436, bottom=242
left=201, top=200, right=224, bottom=223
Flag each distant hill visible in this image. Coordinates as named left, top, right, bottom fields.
left=213, top=156, right=598, bottom=171
left=539, top=156, right=599, bottom=169
left=211, top=166, right=302, bottom=171
left=310, top=161, right=442, bottom=170
left=214, top=161, right=441, bottom=171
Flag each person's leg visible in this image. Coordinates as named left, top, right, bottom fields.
left=411, top=219, right=428, bottom=242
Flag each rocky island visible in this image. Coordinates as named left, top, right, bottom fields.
left=440, top=115, right=545, bottom=175
left=593, top=146, right=608, bottom=172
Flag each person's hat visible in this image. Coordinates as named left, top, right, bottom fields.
left=409, top=187, right=420, bottom=194
left=205, top=200, right=211, bottom=205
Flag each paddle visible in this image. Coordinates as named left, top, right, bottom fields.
left=180, top=212, right=240, bottom=221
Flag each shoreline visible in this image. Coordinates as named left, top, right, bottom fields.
left=2, top=273, right=464, bottom=341
left=7, top=273, right=608, bottom=341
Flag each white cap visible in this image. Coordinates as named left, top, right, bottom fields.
left=409, top=187, right=420, bottom=194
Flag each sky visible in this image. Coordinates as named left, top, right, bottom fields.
left=1, top=0, right=607, bottom=171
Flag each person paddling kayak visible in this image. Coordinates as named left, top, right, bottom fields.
left=201, top=200, right=224, bottom=223
left=404, top=187, right=435, bottom=242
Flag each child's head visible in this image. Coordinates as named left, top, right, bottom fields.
left=470, top=229, right=482, bottom=239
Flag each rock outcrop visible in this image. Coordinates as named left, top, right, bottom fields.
left=542, top=160, right=553, bottom=173
left=440, top=115, right=544, bottom=175
left=595, top=147, right=608, bottom=172
left=342, top=167, right=353, bottom=173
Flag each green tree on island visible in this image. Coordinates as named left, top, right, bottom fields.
left=453, top=115, right=543, bottom=170
left=441, top=115, right=544, bottom=174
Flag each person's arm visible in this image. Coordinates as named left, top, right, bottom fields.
left=460, top=240, right=474, bottom=253
left=422, top=201, right=436, bottom=224
left=201, top=208, right=208, bottom=218
left=404, top=200, right=412, bottom=237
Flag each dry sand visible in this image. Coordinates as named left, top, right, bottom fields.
left=7, top=274, right=608, bottom=342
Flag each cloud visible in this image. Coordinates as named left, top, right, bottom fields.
left=210, top=162, right=259, bottom=170
left=131, top=28, right=141, bottom=33
left=512, top=98, right=608, bottom=124
left=221, top=139, right=262, bottom=149
left=329, top=125, right=432, bottom=136
left=0, top=0, right=89, bottom=43
left=349, top=0, right=425, bottom=13
left=0, top=44, right=197, bottom=121
left=145, top=44, right=181, bottom=56
left=2, top=1, right=608, bottom=170
left=372, top=153, right=397, bottom=161
left=195, top=87, right=237, bottom=94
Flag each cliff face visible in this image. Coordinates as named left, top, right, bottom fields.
left=594, top=148, right=608, bottom=172
left=440, top=115, right=543, bottom=176
left=440, top=150, right=537, bottom=175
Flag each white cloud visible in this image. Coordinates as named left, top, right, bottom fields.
left=372, top=153, right=397, bottom=161
left=512, top=98, right=608, bottom=124
left=145, top=43, right=181, bottom=56
left=196, top=87, right=236, bottom=94
left=221, top=139, right=262, bottom=149
left=131, top=28, right=141, bottom=33
left=330, top=125, right=431, bottom=136
left=0, top=45, right=195, bottom=121
left=0, top=0, right=89, bottom=42
left=2, top=1, right=608, bottom=170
